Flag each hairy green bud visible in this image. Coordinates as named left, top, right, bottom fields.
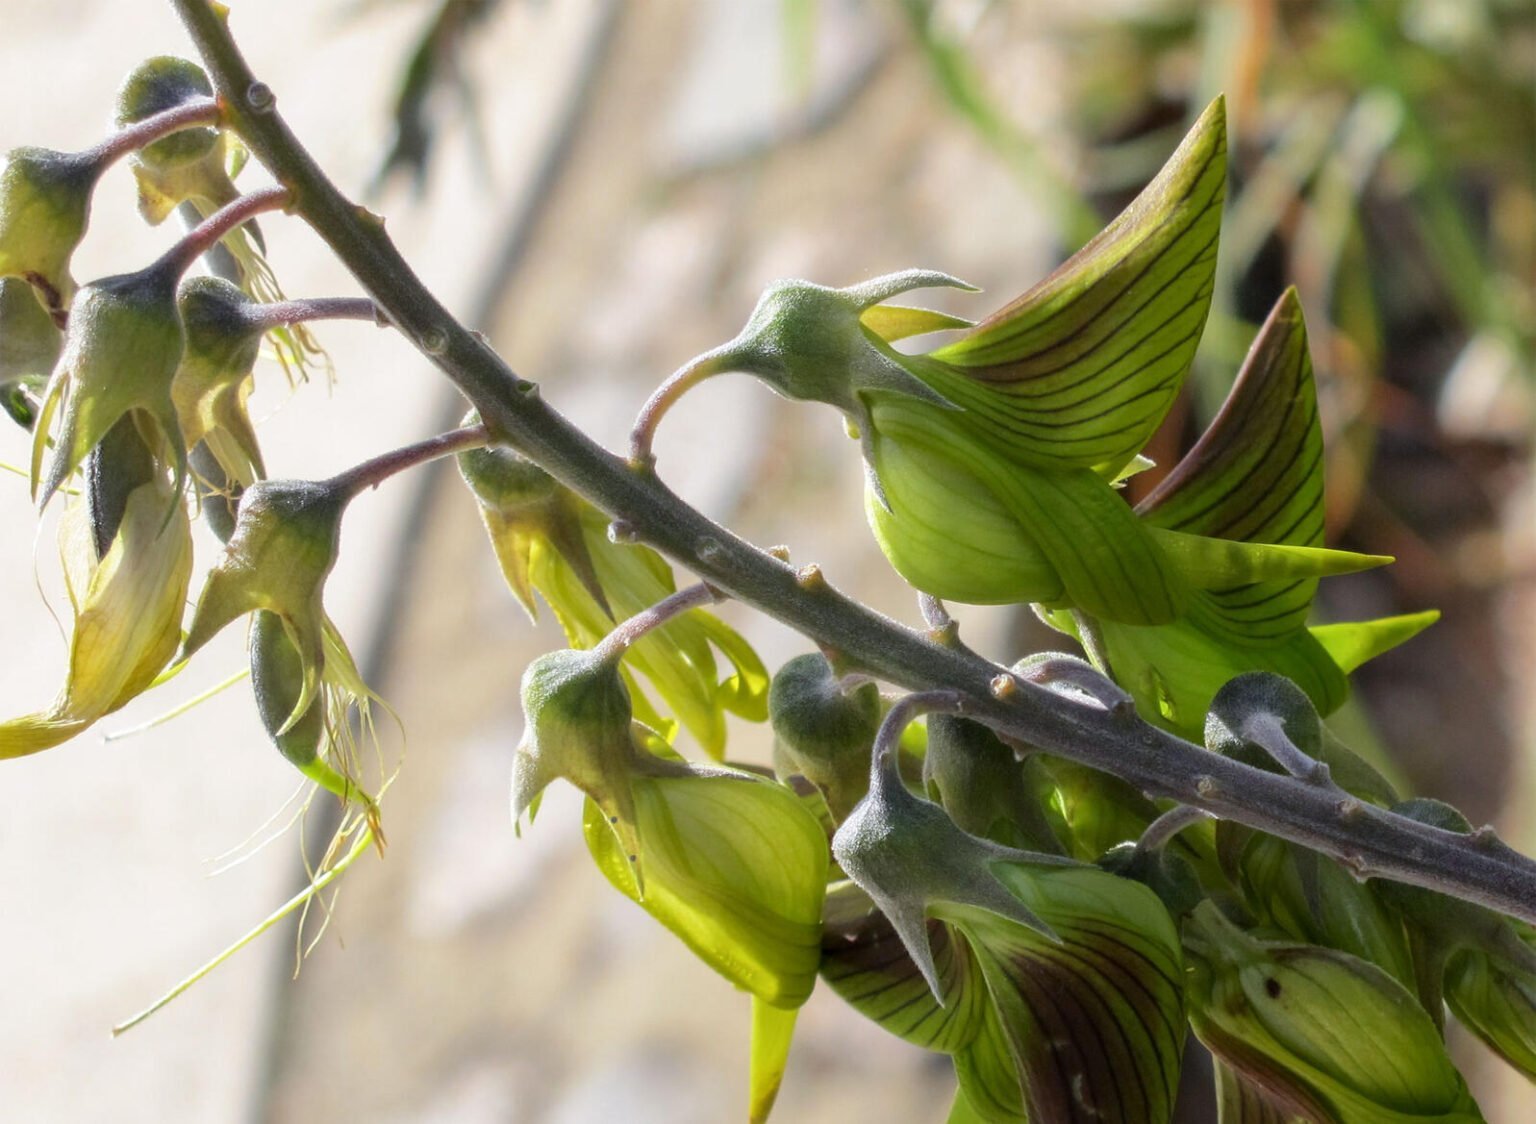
left=115, top=56, right=240, bottom=226
left=0, top=145, right=100, bottom=310
left=768, top=652, right=880, bottom=821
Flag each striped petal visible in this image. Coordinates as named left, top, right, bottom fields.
left=918, top=97, right=1227, bottom=475
left=940, top=863, right=1187, bottom=1124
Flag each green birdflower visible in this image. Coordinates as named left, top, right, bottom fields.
left=633, top=98, right=1429, bottom=737
left=826, top=715, right=1186, bottom=1123
left=459, top=441, right=767, bottom=757
left=0, top=144, right=101, bottom=313
left=30, top=264, right=187, bottom=511
left=172, top=275, right=269, bottom=488
left=180, top=475, right=381, bottom=810
left=115, top=56, right=325, bottom=383
left=1185, top=902, right=1484, bottom=1123
left=1378, top=799, right=1536, bottom=1080
left=513, top=648, right=827, bottom=1122
left=0, top=462, right=191, bottom=758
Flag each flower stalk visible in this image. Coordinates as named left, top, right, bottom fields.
left=82, top=96, right=221, bottom=168
left=151, top=182, right=289, bottom=278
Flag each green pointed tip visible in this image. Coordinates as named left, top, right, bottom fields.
left=1312, top=609, right=1439, bottom=675
left=841, top=268, right=979, bottom=310
left=749, top=999, right=800, bottom=1124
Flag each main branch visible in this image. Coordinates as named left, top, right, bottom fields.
left=170, top=0, right=1536, bottom=925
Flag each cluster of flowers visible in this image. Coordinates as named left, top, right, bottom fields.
left=503, top=98, right=1531, bottom=1121
left=1, top=57, right=368, bottom=808
left=4, top=45, right=1532, bottom=1124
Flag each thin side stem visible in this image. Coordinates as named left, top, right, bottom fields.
left=152, top=184, right=290, bottom=278
left=238, top=297, right=385, bottom=332
left=589, top=582, right=719, bottom=665
left=870, top=689, right=966, bottom=793
left=172, top=0, right=1536, bottom=928
left=1243, top=711, right=1334, bottom=785
left=1137, top=805, right=1214, bottom=855
left=326, top=424, right=488, bottom=499
left=628, top=343, right=740, bottom=467
left=83, top=97, right=222, bottom=167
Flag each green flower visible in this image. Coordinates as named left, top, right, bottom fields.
left=115, top=57, right=239, bottom=227
left=514, top=649, right=827, bottom=1122
left=459, top=442, right=767, bottom=757
left=181, top=476, right=381, bottom=809
left=827, top=735, right=1185, bottom=1123
left=641, top=98, right=1428, bottom=737
left=1444, top=931, right=1536, bottom=1079
left=183, top=478, right=347, bottom=732
left=1185, top=903, right=1484, bottom=1123
left=0, top=467, right=191, bottom=758
left=1202, top=673, right=1415, bottom=986
left=1378, top=799, right=1536, bottom=1079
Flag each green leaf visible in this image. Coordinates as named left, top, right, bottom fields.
left=918, top=97, right=1227, bottom=475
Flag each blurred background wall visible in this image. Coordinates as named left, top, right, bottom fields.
left=0, top=1, right=1531, bottom=1120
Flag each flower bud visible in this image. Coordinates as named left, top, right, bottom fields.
left=1444, top=936, right=1536, bottom=1079
left=115, top=57, right=240, bottom=226
left=32, top=266, right=186, bottom=510
left=1375, top=799, right=1536, bottom=1078
left=183, top=478, right=348, bottom=731
left=0, top=145, right=100, bottom=310
left=584, top=754, right=830, bottom=1123
left=768, top=653, right=880, bottom=821
left=1098, top=842, right=1205, bottom=919
left=172, top=276, right=267, bottom=485
left=458, top=439, right=601, bottom=616
left=1186, top=903, right=1483, bottom=1122
left=514, top=646, right=825, bottom=1121
left=922, top=714, right=1061, bottom=853
left=1206, top=671, right=1399, bottom=803
left=248, top=608, right=374, bottom=808
left=1238, top=832, right=1415, bottom=988
left=512, top=648, right=648, bottom=862
left=0, top=275, right=61, bottom=428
